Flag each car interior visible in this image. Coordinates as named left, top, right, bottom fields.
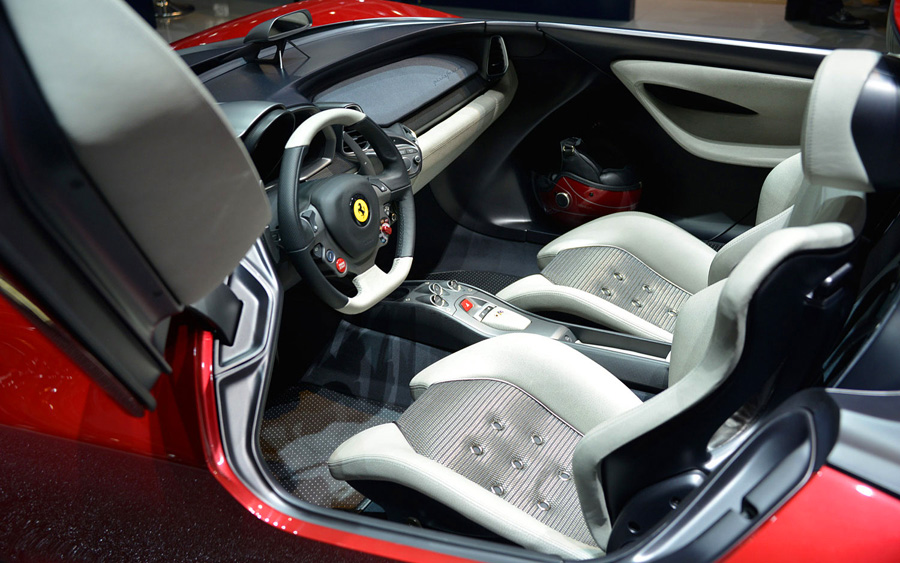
left=2, top=0, right=900, bottom=562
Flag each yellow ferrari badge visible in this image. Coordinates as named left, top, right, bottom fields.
left=353, top=198, right=369, bottom=224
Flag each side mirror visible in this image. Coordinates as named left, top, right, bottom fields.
left=243, top=9, right=313, bottom=69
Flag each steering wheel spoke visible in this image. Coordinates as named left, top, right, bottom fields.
left=278, top=108, right=415, bottom=314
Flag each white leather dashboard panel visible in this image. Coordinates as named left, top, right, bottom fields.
left=411, top=64, right=518, bottom=192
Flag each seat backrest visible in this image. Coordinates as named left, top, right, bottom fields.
left=706, top=50, right=880, bottom=285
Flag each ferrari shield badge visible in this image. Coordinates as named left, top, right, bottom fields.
left=351, top=196, right=369, bottom=225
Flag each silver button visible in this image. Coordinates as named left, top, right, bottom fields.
left=511, top=459, right=525, bottom=471
left=470, top=444, right=484, bottom=456
left=537, top=501, right=551, bottom=511
left=631, top=299, right=643, bottom=309
left=600, top=287, right=612, bottom=297
left=491, top=420, right=504, bottom=431
left=531, top=434, right=544, bottom=446
left=642, top=284, right=653, bottom=294
left=667, top=308, right=678, bottom=317
left=558, top=470, right=572, bottom=481
left=490, top=484, right=505, bottom=496
left=613, top=272, right=625, bottom=281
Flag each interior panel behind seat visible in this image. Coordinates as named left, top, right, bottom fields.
left=611, top=60, right=812, bottom=167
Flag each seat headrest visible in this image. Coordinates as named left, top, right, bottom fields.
left=801, top=49, right=884, bottom=193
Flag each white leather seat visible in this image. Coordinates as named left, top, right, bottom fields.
left=328, top=221, right=858, bottom=558
left=496, top=50, right=877, bottom=342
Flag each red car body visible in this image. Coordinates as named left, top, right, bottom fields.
left=1, top=1, right=899, bottom=561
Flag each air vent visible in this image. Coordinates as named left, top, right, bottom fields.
left=342, top=126, right=370, bottom=156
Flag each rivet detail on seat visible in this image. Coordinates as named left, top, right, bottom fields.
left=531, top=434, right=544, bottom=446
left=558, top=470, right=572, bottom=481
left=631, top=299, right=643, bottom=309
left=667, top=308, right=678, bottom=317
left=511, top=458, right=525, bottom=471
left=491, top=420, right=504, bottom=431
left=490, top=484, right=505, bottom=496
left=613, top=272, right=625, bottom=281
left=642, top=284, right=653, bottom=294
left=600, top=287, right=612, bottom=297
left=470, top=444, right=484, bottom=456
left=537, top=501, right=551, bottom=511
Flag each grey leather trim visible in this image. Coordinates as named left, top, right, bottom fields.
left=328, top=424, right=604, bottom=560
left=5, top=0, right=271, bottom=305
left=709, top=207, right=793, bottom=285
left=314, top=54, right=479, bottom=126
left=801, top=49, right=880, bottom=193
left=755, top=153, right=805, bottom=223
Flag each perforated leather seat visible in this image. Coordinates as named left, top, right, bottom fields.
left=328, top=221, right=860, bottom=558
left=496, top=50, right=878, bottom=342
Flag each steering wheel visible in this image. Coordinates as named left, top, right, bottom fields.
left=278, top=108, right=415, bottom=314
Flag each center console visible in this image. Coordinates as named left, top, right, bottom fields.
left=356, top=279, right=672, bottom=393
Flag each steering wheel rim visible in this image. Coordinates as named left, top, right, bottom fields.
left=278, top=108, right=415, bottom=314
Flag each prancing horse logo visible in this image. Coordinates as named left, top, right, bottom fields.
left=352, top=196, right=369, bottom=225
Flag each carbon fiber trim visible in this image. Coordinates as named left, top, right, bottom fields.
left=397, top=379, right=595, bottom=546
left=541, top=246, right=692, bottom=332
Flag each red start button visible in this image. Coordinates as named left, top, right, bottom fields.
left=335, top=258, right=347, bottom=274
left=460, top=298, right=473, bottom=312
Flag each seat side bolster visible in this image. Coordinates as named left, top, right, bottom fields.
left=497, top=275, right=675, bottom=343
left=409, top=333, right=642, bottom=433
left=328, top=423, right=604, bottom=560
left=708, top=207, right=793, bottom=285
left=536, top=212, right=715, bottom=293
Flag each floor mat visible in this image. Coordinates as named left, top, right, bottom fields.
left=426, top=270, right=521, bottom=295
left=263, top=322, right=449, bottom=509
left=261, top=385, right=402, bottom=510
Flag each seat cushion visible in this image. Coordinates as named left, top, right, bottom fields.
left=535, top=211, right=716, bottom=293
left=496, top=211, right=715, bottom=342
left=497, top=261, right=688, bottom=342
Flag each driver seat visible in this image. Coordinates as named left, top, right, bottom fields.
left=495, top=50, right=877, bottom=342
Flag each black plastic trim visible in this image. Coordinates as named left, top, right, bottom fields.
left=851, top=56, right=900, bottom=193
left=188, top=283, right=244, bottom=347
left=643, top=83, right=757, bottom=115
left=602, top=388, right=840, bottom=563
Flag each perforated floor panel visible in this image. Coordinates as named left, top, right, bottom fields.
left=261, top=385, right=402, bottom=510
